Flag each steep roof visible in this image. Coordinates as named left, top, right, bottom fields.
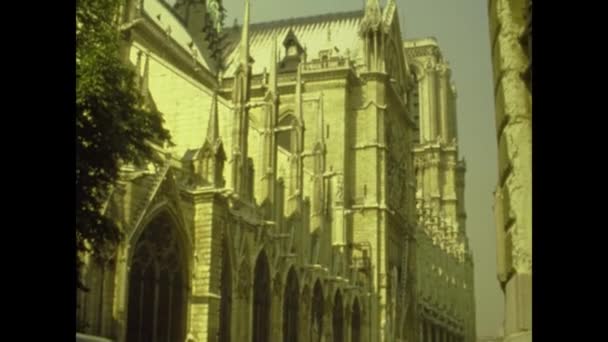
left=222, top=10, right=364, bottom=75
left=142, top=0, right=214, bottom=73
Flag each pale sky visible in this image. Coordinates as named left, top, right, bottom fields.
left=168, top=0, right=502, bottom=337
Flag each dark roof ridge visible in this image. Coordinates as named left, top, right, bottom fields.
left=246, top=9, right=364, bottom=31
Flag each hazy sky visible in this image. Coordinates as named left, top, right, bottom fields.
left=169, top=0, right=502, bottom=337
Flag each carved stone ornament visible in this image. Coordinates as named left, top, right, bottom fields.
left=335, top=176, right=344, bottom=202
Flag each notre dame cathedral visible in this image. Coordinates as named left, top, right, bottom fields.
left=76, top=1, right=476, bottom=342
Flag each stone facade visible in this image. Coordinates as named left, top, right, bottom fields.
left=405, top=39, right=476, bottom=342
left=487, top=1, right=531, bottom=342
left=76, top=1, right=476, bottom=342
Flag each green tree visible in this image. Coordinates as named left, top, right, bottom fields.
left=76, top=0, right=170, bottom=289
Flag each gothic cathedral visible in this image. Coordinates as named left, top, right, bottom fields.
left=77, top=1, right=476, bottom=342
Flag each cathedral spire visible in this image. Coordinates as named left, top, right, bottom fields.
left=365, top=0, right=381, bottom=12
left=239, top=0, right=251, bottom=66
left=268, top=34, right=278, bottom=96
left=230, top=0, right=253, bottom=198
left=205, top=91, right=220, bottom=147
left=140, top=53, right=151, bottom=106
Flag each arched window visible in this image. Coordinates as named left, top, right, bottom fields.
left=282, top=267, right=299, bottom=342
left=252, top=251, right=271, bottom=342
left=126, top=212, right=187, bottom=342
left=333, top=291, right=344, bottom=342
left=311, top=281, right=324, bottom=342
left=277, top=114, right=297, bottom=153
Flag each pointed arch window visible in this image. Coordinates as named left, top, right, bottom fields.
left=311, top=281, right=324, bottom=342
left=252, top=252, right=271, bottom=342
left=277, top=114, right=297, bottom=153
left=126, top=212, right=187, bottom=342
left=333, top=291, right=344, bottom=342
left=282, top=268, right=299, bottom=342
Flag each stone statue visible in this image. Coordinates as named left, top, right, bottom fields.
left=335, top=176, right=343, bottom=201
left=207, top=0, right=225, bottom=33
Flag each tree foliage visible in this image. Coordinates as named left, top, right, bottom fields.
left=76, top=0, right=170, bottom=289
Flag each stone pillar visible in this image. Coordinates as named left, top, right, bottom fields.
left=113, top=244, right=130, bottom=342
left=299, top=289, right=311, bottom=342
left=418, top=68, right=429, bottom=142
left=187, top=199, right=224, bottom=342
left=345, top=304, right=352, bottom=342
left=488, top=1, right=532, bottom=340
left=235, top=262, right=252, bottom=342
left=425, top=62, right=438, bottom=141
left=271, top=275, right=283, bottom=342
left=448, top=84, right=458, bottom=144
left=437, top=63, right=450, bottom=142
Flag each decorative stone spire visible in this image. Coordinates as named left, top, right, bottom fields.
left=239, top=0, right=250, bottom=66
left=205, top=91, right=220, bottom=148
left=360, top=0, right=383, bottom=34
left=140, top=52, right=151, bottom=107
left=230, top=0, right=253, bottom=198
left=268, top=34, right=278, bottom=96
left=259, top=34, right=279, bottom=219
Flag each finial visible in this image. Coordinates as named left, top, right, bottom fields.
left=205, top=91, right=220, bottom=146
left=239, top=0, right=250, bottom=66
left=269, top=33, right=278, bottom=93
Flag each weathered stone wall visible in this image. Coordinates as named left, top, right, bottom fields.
left=488, top=1, right=531, bottom=342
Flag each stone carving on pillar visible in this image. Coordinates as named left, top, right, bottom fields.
left=436, top=63, right=449, bottom=77
left=335, top=176, right=343, bottom=203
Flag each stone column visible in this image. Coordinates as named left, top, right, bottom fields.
left=448, top=84, right=458, bottom=143
left=271, top=275, right=283, bottom=342
left=187, top=199, right=224, bottom=342
left=299, top=289, right=310, bottom=342
left=235, top=262, right=252, bottom=342
left=437, top=63, right=450, bottom=142
left=113, top=244, right=130, bottom=342
left=418, top=68, right=429, bottom=143
left=345, top=304, right=352, bottom=342
left=425, top=61, right=438, bottom=141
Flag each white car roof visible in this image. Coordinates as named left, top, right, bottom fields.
left=76, top=333, right=113, bottom=342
